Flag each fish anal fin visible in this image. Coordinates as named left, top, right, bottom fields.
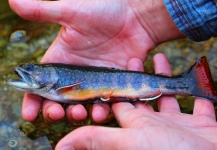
left=139, top=90, right=162, bottom=101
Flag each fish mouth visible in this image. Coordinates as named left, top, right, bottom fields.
left=7, top=67, right=40, bottom=89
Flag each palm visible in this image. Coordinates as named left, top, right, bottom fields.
left=112, top=103, right=217, bottom=149
left=55, top=101, right=217, bottom=150
left=41, top=0, right=154, bottom=68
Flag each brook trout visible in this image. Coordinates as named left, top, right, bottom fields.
left=7, top=56, right=217, bottom=104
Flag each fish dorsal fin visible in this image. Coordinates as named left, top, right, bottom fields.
left=139, top=90, right=162, bottom=101
left=56, top=81, right=84, bottom=92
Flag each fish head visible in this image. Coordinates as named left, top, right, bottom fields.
left=7, top=63, right=59, bottom=93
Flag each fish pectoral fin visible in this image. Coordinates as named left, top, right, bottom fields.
left=139, top=90, right=162, bottom=101
left=40, top=83, right=53, bottom=88
left=56, top=80, right=84, bottom=93
left=100, top=90, right=115, bottom=102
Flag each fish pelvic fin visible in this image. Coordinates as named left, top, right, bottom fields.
left=184, top=56, right=217, bottom=101
left=100, top=90, right=115, bottom=102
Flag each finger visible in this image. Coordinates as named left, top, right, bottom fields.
left=112, top=102, right=135, bottom=127
left=91, top=103, right=110, bottom=123
left=154, top=53, right=172, bottom=76
left=22, top=93, right=42, bottom=121
left=133, top=102, right=154, bottom=111
left=157, top=96, right=180, bottom=113
left=9, top=0, right=62, bottom=23
left=42, top=100, right=65, bottom=122
left=193, top=98, right=216, bottom=120
left=112, top=102, right=153, bottom=128
left=127, top=58, right=144, bottom=72
left=153, top=53, right=180, bottom=113
left=66, top=104, right=88, bottom=124
left=55, top=126, right=134, bottom=150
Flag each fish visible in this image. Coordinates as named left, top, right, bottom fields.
left=7, top=56, right=217, bottom=104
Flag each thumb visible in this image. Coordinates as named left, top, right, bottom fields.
left=55, top=126, right=134, bottom=150
left=9, top=0, right=63, bottom=23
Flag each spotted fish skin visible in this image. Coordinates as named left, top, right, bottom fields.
left=7, top=57, right=217, bottom=104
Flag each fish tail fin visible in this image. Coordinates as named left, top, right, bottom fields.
left=183, top=56, right=217, bottom=101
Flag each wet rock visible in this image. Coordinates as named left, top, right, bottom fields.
left=8, top=139, right=18, bottom=148
left=9, top=30, right=30, bottom=43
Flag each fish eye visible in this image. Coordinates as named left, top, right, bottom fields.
left=25, top=63, right=34, bottom=71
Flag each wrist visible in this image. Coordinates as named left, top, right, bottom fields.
left=129, top=0, right=185, bottom=44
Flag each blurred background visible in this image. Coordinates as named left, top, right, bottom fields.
left=0, top=0, right=217, bottom=149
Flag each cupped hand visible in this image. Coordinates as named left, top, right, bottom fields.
left=9, top=0, right=160, bottom=123
left=55, top=53, right=217, bottom=150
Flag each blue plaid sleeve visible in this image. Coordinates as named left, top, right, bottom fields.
left=164, top=0, right=217, bottom=42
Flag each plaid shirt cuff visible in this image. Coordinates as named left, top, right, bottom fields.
left=164, top=0, right=217, bottom=42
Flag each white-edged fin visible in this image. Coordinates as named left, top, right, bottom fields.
left=100, top=90, right=115, bottom=102
left=56, top=81, right=84, bottom=91
left=139, top=93, right=162, bottom=101
left=100, top=97, right=110, bottom=101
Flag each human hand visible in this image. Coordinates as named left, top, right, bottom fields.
left=9, top=0, right=184, bottom=123
left=55, top=53, right=217, bottom=150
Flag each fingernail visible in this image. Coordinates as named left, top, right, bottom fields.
left=60, top=146, right=74, bottom=150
